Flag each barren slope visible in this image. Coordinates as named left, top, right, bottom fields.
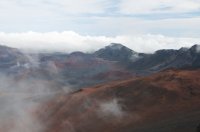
left=38, top=69, right=200, bottom=132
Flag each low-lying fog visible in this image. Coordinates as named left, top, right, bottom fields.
left=0, top=73, right=72, bottom=132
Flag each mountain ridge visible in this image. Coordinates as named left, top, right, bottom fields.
left=0, top=43, right=200, bottom=88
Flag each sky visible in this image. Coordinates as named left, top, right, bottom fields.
left=0, top=0, right=200, bottom=52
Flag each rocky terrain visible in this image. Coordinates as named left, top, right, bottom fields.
left=0, top=43, right=199, bottom=132
left=37, top=69, right=200, bottom=132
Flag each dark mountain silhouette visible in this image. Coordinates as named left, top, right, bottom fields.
left=0, top=45, right=29, bottom=70
left=94, top=43, right=143, bottom=63
left=127, top=44, right=200, bottom=74
left=0, top=43, right=200, bottom=88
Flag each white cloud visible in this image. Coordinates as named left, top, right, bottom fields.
left=97, top=99, right=124, bottom=118
left=0, top=31, right=112, bottom=53
left=119, top=0, right=200, bottom=14
left=0, top=31, right=199, bottom=53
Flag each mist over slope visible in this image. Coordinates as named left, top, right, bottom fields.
left=0, top=43, right=199, bottom=132
left=37, top=69, right=200, bottom=132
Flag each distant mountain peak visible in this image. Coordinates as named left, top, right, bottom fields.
left=107, top=43, right=124, bottom=50
left=69, top=51, right=85, bottom=56
left=179, top=47, right=189, bottom=52
left=190, top=44, right=200, bottom=53
left=93, top=43, right=143, bottom=63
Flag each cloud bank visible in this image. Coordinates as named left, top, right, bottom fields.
left=0, top=0, right=200, bottom=37
left=0, top=31, right=199, bottom=53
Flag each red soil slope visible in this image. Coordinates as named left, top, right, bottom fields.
left=38, top=69, right=200, bottom=132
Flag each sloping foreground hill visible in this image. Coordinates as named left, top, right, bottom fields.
left=37, top=69, right=200, bottom=132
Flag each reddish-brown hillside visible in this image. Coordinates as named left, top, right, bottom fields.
left=38, top=69, right=200, bottom=132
